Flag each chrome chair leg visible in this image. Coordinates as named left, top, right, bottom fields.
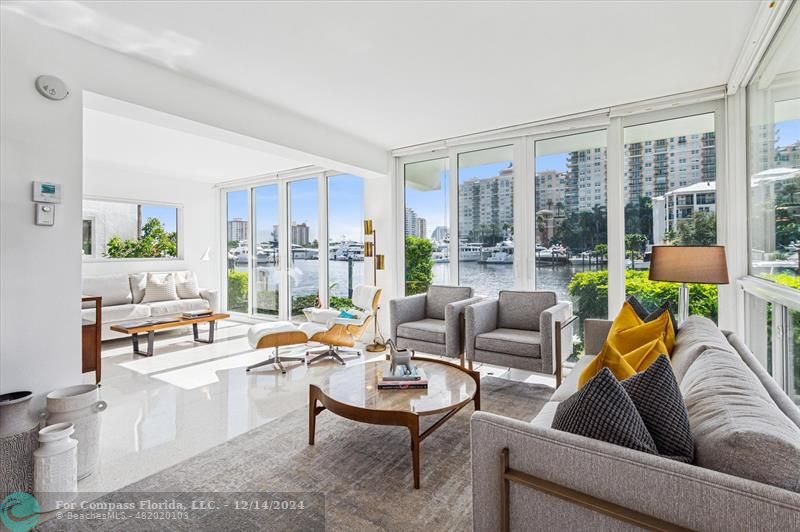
left=247, top=346, right=304, bottom=374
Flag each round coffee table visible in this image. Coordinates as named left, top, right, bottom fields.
left=308, top=357, right=480, bottom=489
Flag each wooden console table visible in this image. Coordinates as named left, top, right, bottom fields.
left=82, top=295, right=102, bottom=384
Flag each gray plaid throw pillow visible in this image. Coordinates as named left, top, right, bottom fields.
left=621, top=355, right=694, bottom=463
left=552, top=368, right=658, bottom=455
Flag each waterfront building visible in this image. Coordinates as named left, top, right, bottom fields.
left=227, top=218, right=248, bottom=241
left=415, top=217, right=428, bottom=240
left=431, top=225, right=449, bottom=243
left=291, top=222, right=310, bottom=246
left=652, top=181, right=716, bottom=244
left=458, top=164, right=513, bottom=241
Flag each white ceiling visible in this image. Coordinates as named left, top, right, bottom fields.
left=83, top=96, right=308, bottom=183
left=8, top=1, right=761, bottom=149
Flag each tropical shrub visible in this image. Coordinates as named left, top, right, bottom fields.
left=106, top=217, right=177, bottom=258
left=227, top=270, right=249, bottom=313
left=405, top=236, right=434, bottom=295
left=568, top=269, right=718, bottom=323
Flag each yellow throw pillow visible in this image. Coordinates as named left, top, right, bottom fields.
left=579, top=337, right=669, bottom=388
left=607, top=302, right=673, bottom=356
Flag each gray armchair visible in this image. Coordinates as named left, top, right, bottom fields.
left=465, top=290, right=572, bottom=376
left=390, top=285, right=481, bottom=362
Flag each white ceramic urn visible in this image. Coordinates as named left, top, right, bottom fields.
left=34, top=422, right=78, bottom=512
left=46, top=384, right=107, bottom=480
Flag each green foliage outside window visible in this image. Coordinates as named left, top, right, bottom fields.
left=405, top=236, right=434, bottom=295
left=568, top=269, right=718, bottom=324
left=105, top=218, right=177, bottom=258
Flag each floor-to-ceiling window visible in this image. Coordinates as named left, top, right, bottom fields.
left=253, top=184, right=280, bottom=317
left=288, top=177, right=320, bottom=321
left=328, top=174, right=364, bottom=308
left=226, top=190, right=249, bottom=313
left=457, top=145, right=514, bottom=297
left=745, top=2, right=800, bottom=404
left=535, top=130, right=608, bottom=344
left=404, top=158, right=449, bottom=294
left=622, top=113, right=719, bottom=321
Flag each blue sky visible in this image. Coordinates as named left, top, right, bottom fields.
left=142, top=205, right=177, bottom=233
left=225, top=174, right=364, bottom=244
left=778, top=119, right=800, bottom=147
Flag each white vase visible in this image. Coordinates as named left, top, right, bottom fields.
left=46, top=384, right=107, bottom=480
left=34, top=422, right=77, bottom=512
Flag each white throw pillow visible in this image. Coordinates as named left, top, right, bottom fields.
left=141, top=273, right=179, bottom=303
left=176, top=272, right=200, bottom=299
left=129, top=273, right=148, bottom=303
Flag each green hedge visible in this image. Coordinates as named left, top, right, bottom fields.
left=568, top=269, right=718, bottom=323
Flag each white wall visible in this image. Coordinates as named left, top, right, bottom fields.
left=82, top=162, right=219, bottom=290
left=0, top=12, right=387, bottom=400
left=363, top=166, right=398, bottom=338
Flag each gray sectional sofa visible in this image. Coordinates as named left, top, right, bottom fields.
left=471, top=316, right=800, bottom=531
left=82, top=271, right=218, bottom=340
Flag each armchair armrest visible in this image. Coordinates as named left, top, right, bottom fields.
left=539, top=301, right=572, bottom=376
left=389, top=293, right=427, bottom=342
left=199, top=289, right=219, bottom=312
left=444, top=296, right=484, bottom=358
left=584, top=318, right=612, bottom=356
left=465, top=299, right=498, bottom=361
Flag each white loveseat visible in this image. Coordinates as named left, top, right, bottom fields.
left=82, top=271, right=219, bottom=340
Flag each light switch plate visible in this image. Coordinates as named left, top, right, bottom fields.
left=35, top=203, right=55, bottom=226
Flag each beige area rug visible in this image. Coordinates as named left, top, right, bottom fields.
left=38, top=376, right=552, bottom=532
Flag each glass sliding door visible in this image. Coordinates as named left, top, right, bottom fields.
left=288, top=177, right=320, bottom=320
left=226, top=190, right=249, bottom=313
left=328, top=174, right=364, bottom=308
left=534, top=130, right=608, bottom=345
left=404, top=158, right=449, bottom=295
left=253, top=184, right=280, bottom=317
left=623, top=113, right=718, bottom=321
left=457, top=145, right=514, bottom=297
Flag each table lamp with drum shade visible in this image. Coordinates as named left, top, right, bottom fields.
left=648, top=245, right=729, bottom=324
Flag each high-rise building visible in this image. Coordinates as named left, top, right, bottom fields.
left=291, top=222, right=310, bottom=246
left=567, top=147, right=607, bottom=212
left=416, top=217, right=427, bottom=240
left=458, top=164, right=513, bottom=241
left=227, top=218, right=248, bottom=242
left=535, top=170, right=568, bottom=213
left=623, top=132, right=715, bottom=204
left=652, top=181, right=716, bottom=244
left=405, top=207, right=419, bottom=237
left=431, top=225, right=449, bottom=243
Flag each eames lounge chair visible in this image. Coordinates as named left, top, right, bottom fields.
left=300, top=284, right=381, bottom=365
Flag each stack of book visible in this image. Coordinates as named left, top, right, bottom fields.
left=182, top=310, right=213, bottom=319
left=378, top=365, right=428, bottom=390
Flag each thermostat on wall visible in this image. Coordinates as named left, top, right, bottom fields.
left=32, top=181, right=61, bottom=203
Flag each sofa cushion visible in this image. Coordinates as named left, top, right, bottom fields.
left=397, top=318, right=446, bottom=344
left=141, top=272, right=179, bottom=303
left=681, top=349, right=800, bottom=492
left=552, top=368, right=658, bottom=455
left=175, top=271, right=200, bottom=299
left=497, top=290, right=556, bottom=331
left=82, top=274, right=133, bottom=307
left=606, top=301, right=673, bottom=356
left=671, top=315, right=735, bottom=383
left=129, top=273, right=148, bottom=304
left=82, top=303, right=150, bottom=323
left=148, top=298, right=210, bottom=317
left=626, top=295, right=678, bottom=338
left=475, top=328, right=541, bottom=358
left=425, top=285, right=473, bottom=320
left=549, top=354, right=596, bottom=403
left=620, top=356, right=694, bottom=463
left=578, top=337, right=667, bottom=388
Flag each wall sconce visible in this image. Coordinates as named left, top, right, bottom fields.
left=375, top=254, right=385, bottom=270
left=364, top=241, right=374, bottom=257
left=363, top=219, right=374, bottom=235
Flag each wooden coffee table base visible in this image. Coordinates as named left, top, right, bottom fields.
left=308, top=358, right=480, bottom=489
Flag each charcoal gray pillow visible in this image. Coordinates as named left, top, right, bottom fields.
left=552, top=368, right=658, bottom=455
left=626, top=295, right=678, bottom=337
left=620, top=355, right=694, bottom=463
